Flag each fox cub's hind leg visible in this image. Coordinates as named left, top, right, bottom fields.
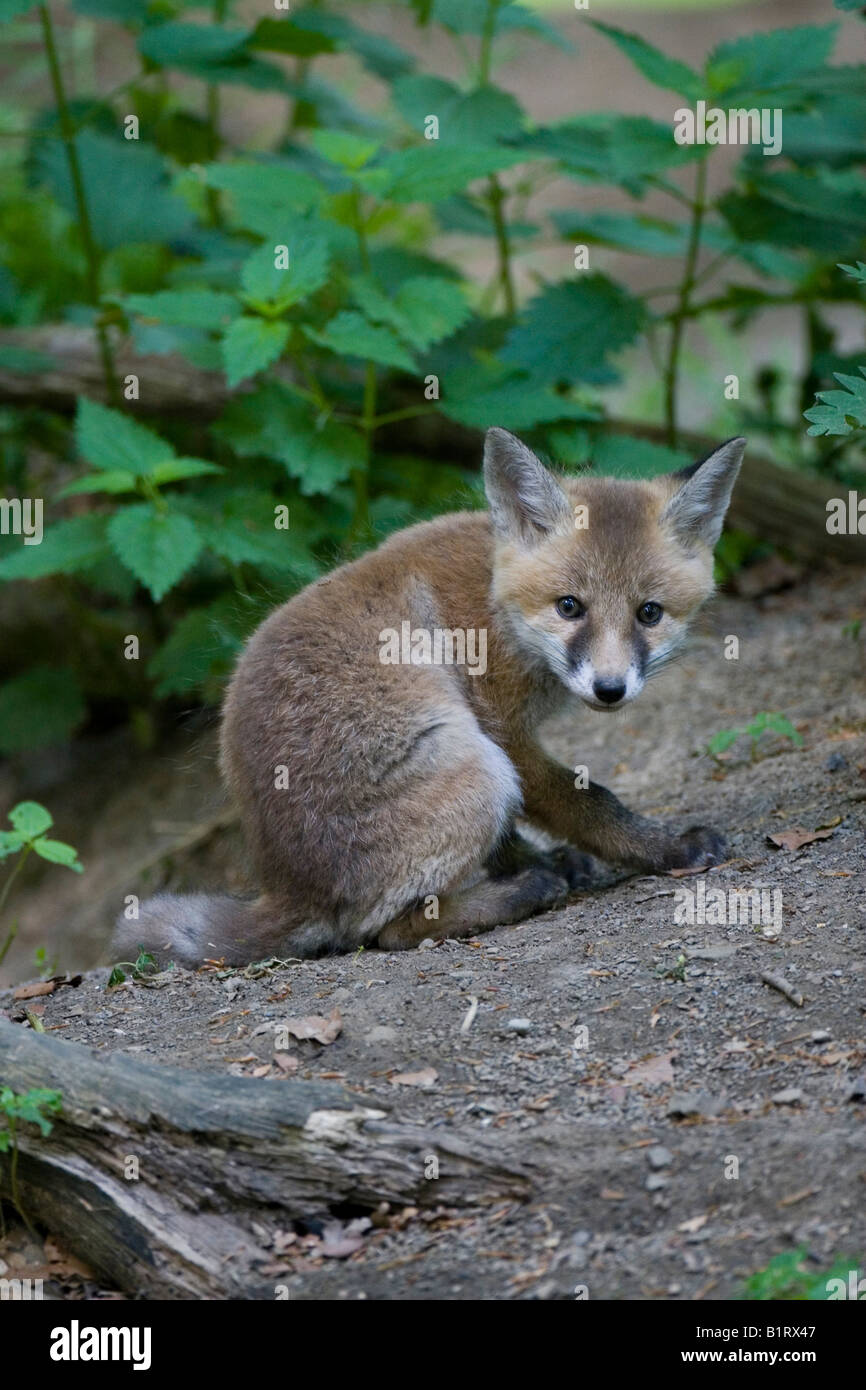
left=374, top=726, right=568, bottom=951
left=377, top=866, right=568, bottom=951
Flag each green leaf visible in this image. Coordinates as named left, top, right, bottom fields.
left=200, top=162, right=322, bottom=235
left=150, top=458, right=224, bottom=485
left=176, top=490, right=320, bottom=580
left=138, top=22, right=251, bottom=70
left=375, top=144, right=526, bottom=203
left=222, top=317, right=290, bottom=388
left=290, top=7, right=416, bottom=78
left=587, top=435, right=691, bottom=479
left=441, top=376, right=599, bottom=431
left=592, top=22, right=703, bottom=100
left=304, top=312, right=416, bottom=371
left=805, top=367, right=866, bottom=436
left=311, top=129, right=380, bottom=171
left=392, top=76, right=524, bottom=145
left=840, top=260, right=866, bottom=287
left=502, top=276, right=646, bottom=385
left=59, top=470, right=139, bottom=497
left=349, top=275, right=470, bottom=351
left=552, top=211, right=688, bottom=258
left=708, top=727, right=742, bottom=756
left=124, top=290, right=237, bottom=331
left=215, top=385, right=364, bottom=496
left=747, top=712, right=803, bottom=746
left=107, top=504, right=203, bottom=600
left=0, top=830, right=25, bottom=860
left=706, top=25, right=838, bottom=99
left=70, top=0, right=148, bottom=17
left=725, top=170, right=866, bottom=245
left=239, top=238, right=330, bottom=314
left=249, top=17, right=337, bottom=58
left=0, top=0, right=35, bottom=19
left=31, top=130, right=193, bottom=251
left=32, top=838, right=83, bottom=872
left=9, top=801, right=52, bottom=840
left=0, top=515, right=109, bottom=582
left=12, top=1088, right=62, bottom=1134
left=76, top=398, right=173, bottom=475
left=0, top=669, right=87, bottom=753
left=522, top=113, right=699, bottom=189
left=429, top=0, right=571, bottom=48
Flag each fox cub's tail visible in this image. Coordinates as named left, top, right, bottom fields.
left=111, top=893, right=275, bottom=969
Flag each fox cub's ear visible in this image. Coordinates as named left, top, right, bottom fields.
left=484, top=427, right=571, bottom=545
left=661, top=437, right=746, bottom=548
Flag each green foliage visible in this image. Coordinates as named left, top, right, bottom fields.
left=0, top=668, right=87, bottom=752
left=108, top=948, right=158, bottom=987
left=805, top=263, right=866, bottom=437
left=0, top=800, right=81, bottom=972
left=741, top=1249, right=861, bottom=1301
left=0, top=1086, right=63, bottom=1146
left=0, top=1084, right=63, bottom=1231
left=707, top=712, right=804, bottom=762
left=0, top=0, right=863, bottom=752
left=0, top=801, right=82, bottom=871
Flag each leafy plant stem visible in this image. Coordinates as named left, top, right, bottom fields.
left=0, top=920, right=18, bottom=969
left=0, top=845, right=31, bottom=929
left=476, top=0, right=514, bottom=315
left=478, top=0, right=501, bottom=85
left=205, top=0, right=228, bottom=226
left=487, top=175, right=516, bottom=317
left=349, top=359, right=376, bottom=541
left=38, top=3, right=120, bottom=407
left=664, top=154, right=708, bottom=448
left=372, top=404, right=437, bottom=429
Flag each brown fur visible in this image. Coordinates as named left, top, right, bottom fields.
left=112, top=431, right=745, bottom=966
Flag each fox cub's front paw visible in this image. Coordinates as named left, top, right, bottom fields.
left=665, top=825, right=727, bottom=871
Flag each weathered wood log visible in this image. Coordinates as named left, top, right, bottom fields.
left=2, top=324, right=863, bottom=563
left=0, top=1018, right=530, bottom=1299
left=0, top=324, right=231, bottom=416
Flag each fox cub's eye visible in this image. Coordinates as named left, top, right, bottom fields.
left=637, top=601, right=663, bottom=625
left=556, top=596, right=585, bottom=620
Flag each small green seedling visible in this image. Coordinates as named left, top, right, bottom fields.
left=0, top=802, right=82, bottom=966
left=662, top=952, right=687, bottom=983
left=0, top=1086, right=63, bottom=1234
left=34, top=945, right=59, bottom=979
left=108, top=948, right=159, bottom=988
left=842, top=617, right=862, bottom=642
left=707, top=711, right=804, bottom=763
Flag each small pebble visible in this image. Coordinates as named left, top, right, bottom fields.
left=647, top=1145, right=674, bottom=1170
left=771, top=1087, right=804, bottom=1105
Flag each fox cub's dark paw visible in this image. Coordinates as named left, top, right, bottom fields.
left=517, top=866, right=571, bottom=912
left=666, top=825, right=728, bottom=870
left=547, top=845, right=597, bottom=890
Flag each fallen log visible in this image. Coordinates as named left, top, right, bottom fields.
left=1, top=325, right=864, bottom=563
left=0, top=1017, right=530, bottom=1299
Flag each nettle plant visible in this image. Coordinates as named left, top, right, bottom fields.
left=0, top=801, right=83, bottom=965
left=0, top=0, right=863, bottom=751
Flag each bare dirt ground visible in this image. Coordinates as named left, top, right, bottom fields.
left=1, top=563, right=864, bottom=1300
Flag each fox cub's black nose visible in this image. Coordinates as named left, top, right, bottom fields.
left=593, top=678, right=626, bottom=705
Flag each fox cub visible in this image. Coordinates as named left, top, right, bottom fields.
left=113, top=429, right=745, bottom=966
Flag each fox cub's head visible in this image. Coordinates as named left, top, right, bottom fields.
left=484, top=427, right=746, bottom=710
